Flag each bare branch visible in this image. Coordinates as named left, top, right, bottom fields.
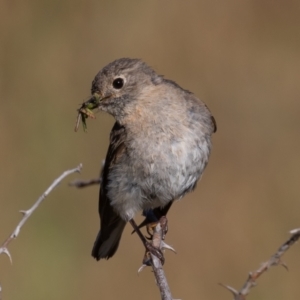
left=69, top=160, right=104, bottom=188
left=0, top=164, right=83, bottom=262
left=221, top=228, right=300, bottom=299
left=69, top=177, right=101, bottom=188
left=138, top=217, right=177, bottom=300
left=151, top=218, right=173, bottom=300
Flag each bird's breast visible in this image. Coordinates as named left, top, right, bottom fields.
left=122, top=122, right=210, bottom=200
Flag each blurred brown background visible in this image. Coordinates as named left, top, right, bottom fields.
left=1, top=1, right=300, bottom=299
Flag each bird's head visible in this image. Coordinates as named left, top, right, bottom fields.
left=88, top=58, right=162, bottom=118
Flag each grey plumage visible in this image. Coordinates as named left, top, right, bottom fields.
left=88, top=58, right=216, bottom=260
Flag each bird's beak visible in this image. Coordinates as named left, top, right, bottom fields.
left=85, top=92, right=113, bottom=108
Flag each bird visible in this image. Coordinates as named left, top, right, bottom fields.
left=81, top=58, right=217, bottom=261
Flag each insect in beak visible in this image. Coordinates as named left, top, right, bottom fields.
left=74, top=93, right=101, bottom=132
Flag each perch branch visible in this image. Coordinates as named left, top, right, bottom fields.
left=150, top=218, right=173, bottom=300
left=220, top=228, right=300, bottom=299
left=138, top=217, right=177, bottom=300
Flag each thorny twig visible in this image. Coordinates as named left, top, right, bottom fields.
left=150, top=218, right=173, bottom=300
left=0, top=164, right=83, bottom=263
left=220, top=228, right=300, bottom=300
left=138, top=217, right=177, bottom=300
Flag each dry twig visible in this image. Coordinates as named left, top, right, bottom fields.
left=220, top=228, right=300, bottom=299
left=69, top=160, right=104, bottom=188
left=0, top=163, right=83, bottom=296
left=69, top=177, right=101, bottom=188
left=138, top=217, right=177, bottom=300
left=150, top=218, right=173, bottom=300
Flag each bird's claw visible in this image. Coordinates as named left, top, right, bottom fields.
left=146, top=217, right=168, bottom=240
left=143, top=241, right=165, bottom=266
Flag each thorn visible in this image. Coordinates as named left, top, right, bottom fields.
left=19, top=210, right=27, bottom=215
left=290, top=228, right=300, bottom=235
left=2, top=248, right=12, bottom=264
left=76, top=164, right=83, bottom=173
left=219, top=283, right=239, bottom=297
left=137, top=264, right=147, bottom=274
left=161, top=241, right=176, bottom=253
left=280, top=260, right=289, bottom=271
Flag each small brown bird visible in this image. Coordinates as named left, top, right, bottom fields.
left=82, top=58, right=216, bottom=260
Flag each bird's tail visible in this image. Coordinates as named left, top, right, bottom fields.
left=92, top=217, right=126, bottom=260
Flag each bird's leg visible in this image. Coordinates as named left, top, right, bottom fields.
left=145, top=216, right=169, bottom=240
left=129, top=219, right=165, bottom=265
left=145, top=222, right=158, bottom=239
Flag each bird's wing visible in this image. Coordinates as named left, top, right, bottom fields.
left=92, top=122, right=127, bottom=260
left=99, top=121, right=126, bottom=225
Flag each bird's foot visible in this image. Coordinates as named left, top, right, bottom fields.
left=141, top=242, right=176, bottom=267
left=143, top=242, right=165, bottom=266
left=141, top=216, right=175, bottom=267
left=145, top=222, right=158, bottom=239
left=146, top=216, right=169, bottom=240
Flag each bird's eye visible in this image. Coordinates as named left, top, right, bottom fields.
left=112, top=78, right=124, bottom=89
